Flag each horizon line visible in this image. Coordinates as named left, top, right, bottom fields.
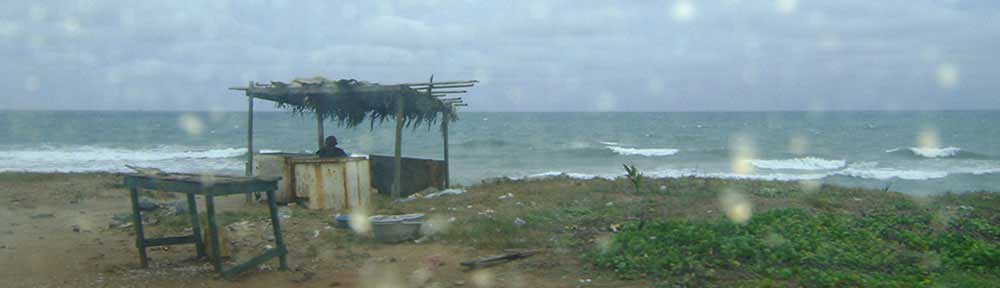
left=2, top=108, right=999, bottom=113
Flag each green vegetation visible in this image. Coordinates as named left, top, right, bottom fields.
left=588, top=209, right=1000, bottom=287
left=376, top=175, right=999, bottom=286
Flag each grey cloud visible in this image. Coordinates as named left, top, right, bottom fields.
left=1, top=0, right=999, bottom=111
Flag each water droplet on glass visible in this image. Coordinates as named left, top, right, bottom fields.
left=775, top=0, right=798, bottom=15
left=178, top=113, right=205, bottom=136
left=935, top=63, right=959, bottom=89
left=63, top=17, right=82, bottom=35
left=729, top=134, right=756, bottom=174
left=471, top=269, right=496, bottom=288
left=788, top=134, right=809, bottom=155
left=917, top=127, right=940, bottom=149
left=799, top=180, right=821, bottom=193
left=670, top=0, right=697, bottom=22
left=719, top=188, right=753, bottom=224
left=349, top=209, right=372, bottom=234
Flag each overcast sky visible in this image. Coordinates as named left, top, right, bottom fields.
left=1, top=0, right=998, bottom=111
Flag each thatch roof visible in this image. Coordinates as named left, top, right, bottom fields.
left=237, top=77, right=472, bottom=129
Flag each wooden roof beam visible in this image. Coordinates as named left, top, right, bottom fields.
left=398, top=80, right=478, bottom=86
left=410, top=83, right=475, bottom=89
left=422, top=90, right=466, bottom=94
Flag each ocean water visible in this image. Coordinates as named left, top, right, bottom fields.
left=1, top=111, right=998, bottom=195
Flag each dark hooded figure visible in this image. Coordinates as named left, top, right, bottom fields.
left=317, top=135, right=348, bottom=158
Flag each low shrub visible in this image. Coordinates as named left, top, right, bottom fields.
left=588, top=209, right=1000, bottom=287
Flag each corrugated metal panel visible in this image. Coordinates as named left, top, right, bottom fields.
left=369, top=155, right=446, bottom=197
left=293, top=158, right=372, bottom=212
left=253, top=153, right=301, bottom=203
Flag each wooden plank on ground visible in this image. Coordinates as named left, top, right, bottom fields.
left=460, top=249, right=541, bottom=269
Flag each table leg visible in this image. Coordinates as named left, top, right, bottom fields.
left=265, top=189, right=288, bottom=270
left=128, top=188, right=148, bottom=268
left=205, top=195, right=223, bottom=273
left=186, top=192, right=205, bottom=258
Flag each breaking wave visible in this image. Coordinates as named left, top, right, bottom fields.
left=503, top=163, right=1000, bottom=184
left=512, top=171, right=612, bottom=181
left=886, top=147, right=966, bottom=158
left=0, top=146, right=245, bottom=161
left=606, top=146, right=679, bottom=157
left=750, top=157, right=847, bottom=170
left=837, top=167, right=949, bottom=180
left=0, top=146, right=246, bottom=173
left=646, top=168, right=830, bottom=181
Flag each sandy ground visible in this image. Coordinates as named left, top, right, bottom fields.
left=0, top=173, right=596, bottom=288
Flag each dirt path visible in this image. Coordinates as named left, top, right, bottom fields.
left=0, top=173, right=601, bottom=288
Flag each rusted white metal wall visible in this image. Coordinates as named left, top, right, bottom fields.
left=293, top=158, right=371, bottom=211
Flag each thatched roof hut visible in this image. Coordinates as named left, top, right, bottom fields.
left=231, top=76, right=475, bottom=197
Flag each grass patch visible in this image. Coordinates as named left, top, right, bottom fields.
left=588, top=209, right=1000, bottom=287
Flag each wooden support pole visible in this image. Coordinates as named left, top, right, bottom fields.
left=442, top=116, right=450, bottom=188
left=129, top=187, right=148, bottom=268
left=245, top=85, right=254, bottom=203
left=265, top=189, right=288, bottom=270
left=186, top=192, right=206, bottom=257
left=420, top=75, right=447, bottom=189
left=316, top=113, right=324, bottom=150
left=205, top=195, right=223, bottom=272
left=393, top=91, right=405, bottom=198
left=442, top=115, right=450, bottom=188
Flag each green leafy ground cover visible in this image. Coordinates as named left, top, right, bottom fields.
left=367, top=175, right=1000, bottom=286
left=589, top=208, right=1000, bottom=287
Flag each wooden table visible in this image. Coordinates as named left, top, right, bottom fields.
left=123, top=173, right=287, bottom=279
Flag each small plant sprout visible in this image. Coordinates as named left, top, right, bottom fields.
left=623, top=164, right=651, bottom=230
left=623, top=164, right=642, bottom=194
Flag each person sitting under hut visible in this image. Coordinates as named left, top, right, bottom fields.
left=317, top=135, right=348, bottom=158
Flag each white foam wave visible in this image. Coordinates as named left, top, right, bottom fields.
left=598, top=141, right=621, bottom=146
left=838, top=168, right=948, bottom=180
left=0, top=146, right=246, bottom=173
left=750, top=157, right=846, bottom=170
left=910, top=147, right=961, bottom=158
left=1, top=146, right=244, bottom=162
left=606, top=146, right=679, bottom=157
left=513, top=171, right=613, bottom=181
left=971, top=168, right=1000, bottom=175
left=647, top=168, right=830, bottom=181
left=504, top=163, right=1000, bottom=184
left=887, top=147, right=962, bottom=158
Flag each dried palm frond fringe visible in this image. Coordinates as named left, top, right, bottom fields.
left=246, top=77, right=457, bottom=130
